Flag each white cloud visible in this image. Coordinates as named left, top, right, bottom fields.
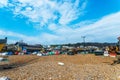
left=0, top=0, right=120, bottom=44
left=48, top=23, right=58, bottom=31
left=44, top=11, right=120, bottom=44
left=58, top=0, right=86, bottom=25
left=1, top=0, right=87, bottom=27
left=0, top=29, right=40, bottom=44
left=0, top=0, right=8, bottom=7
left=1, top=12, right=120, bottom=44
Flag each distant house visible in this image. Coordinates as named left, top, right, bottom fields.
left=15, top=41, right=43, bottom=53
left=0, top=37, right=7, bottom=52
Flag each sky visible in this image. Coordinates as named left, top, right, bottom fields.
left=0, top=0, right=120, bottom=45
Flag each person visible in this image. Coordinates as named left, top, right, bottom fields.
left=103, top=47, right=109, bottom=56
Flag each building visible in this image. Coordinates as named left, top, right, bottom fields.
left=15, top=42, right=43, bottom=53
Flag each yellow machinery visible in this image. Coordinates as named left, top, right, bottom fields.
left=107, top=37, right=120, bottom=55
left=0, top=37, right=7, bottom=52
left=0, top=44, right=6, bottom=51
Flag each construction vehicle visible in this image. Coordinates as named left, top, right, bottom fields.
left=109, top=37, right=120, bottom=55
left=117, top=36, right=120, bottom=54
left=0, top=37, right=7, bottom=52
left=111, top=36, right=120, bottom=65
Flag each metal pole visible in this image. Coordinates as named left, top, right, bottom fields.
left=81, top=36, right=86, bottom=54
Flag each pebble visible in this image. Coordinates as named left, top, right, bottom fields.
left=0, top=55, right=119, bottom=80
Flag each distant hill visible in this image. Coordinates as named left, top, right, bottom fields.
left=75, top=42, right=116, bottom=48
left=51, top=42, right=117, bottom=48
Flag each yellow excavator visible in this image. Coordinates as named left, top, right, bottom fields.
left=111, top=36, right=120, bottom=65
left=117, top=36, right=120, bottom=53
left=0, top=37, right=7, bottom=52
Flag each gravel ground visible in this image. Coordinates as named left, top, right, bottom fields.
left=0, top=54, right=120, bottom=80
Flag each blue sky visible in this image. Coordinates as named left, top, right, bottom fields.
left=0, top=0, right=120, bottom=45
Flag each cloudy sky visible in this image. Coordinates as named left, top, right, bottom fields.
left=0, top=0, right=120, bottom=45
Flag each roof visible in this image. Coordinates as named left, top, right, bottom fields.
left=24, top=46, right=42, bottom=50
left=15, top=42, right=27, bottom=46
